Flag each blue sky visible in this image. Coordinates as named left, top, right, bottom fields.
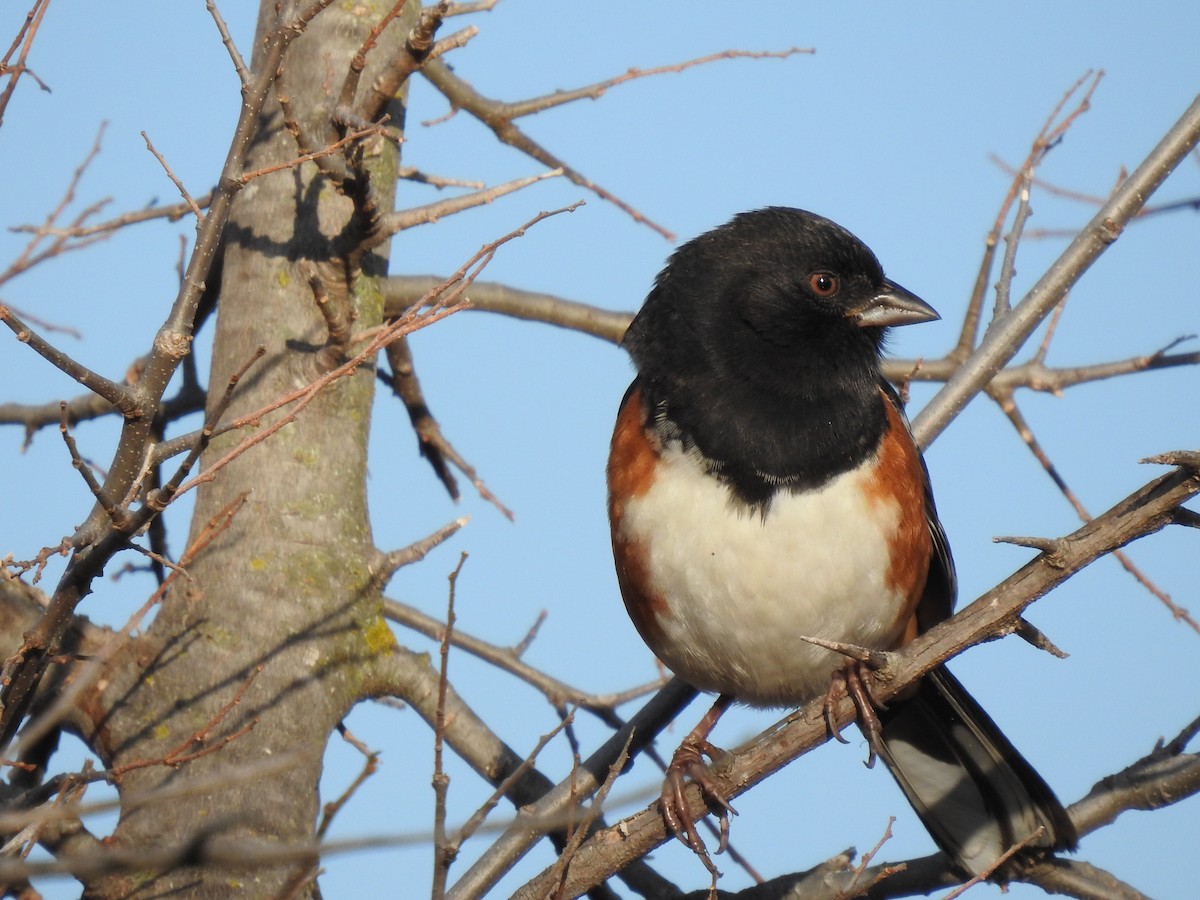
left=1, top=2, right=1197, bottom=897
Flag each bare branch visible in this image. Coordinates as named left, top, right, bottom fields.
left=450, top=711, right=574, bottom=857
left=8, top=192, right=212, bottom=241
left=381, top=336, right=515, bottom=517
left=952, top=72, right=1103, bottom=361
left=444, top=0, right=498, bottom=15
left=380, top=168, right=563, bottom=239
left=0, top=304, right=134, bottom=412
left=204, top=0, right=249, bottom=84
left=431, top=550, right=465, bottom=900
left=446, top=678, right=698, bottom=899
left=381, top=595, right=665, bottom=719
left=0, top=122, right=114, bottom=289
left=373, top=517, right=469, bottom=588
left=992, top=170, right=1034, bottom=320
left=140, top=131, right=204, bottom=222
left=0, top=0, right=52, bottom=128
left=421, top=58, right=676, bottom=240
left=501, top=47, right=813, bottom=119
left=990, top=384, right=1199, bottom=633
left=337, top=0, right=411, bottom=116
left=911, top=89, right=1200, bottom=448
left=384, top=275, right=630, bottom=343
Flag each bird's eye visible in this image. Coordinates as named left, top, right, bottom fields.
left=808, top=272, right=839, bottom=297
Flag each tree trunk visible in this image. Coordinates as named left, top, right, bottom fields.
left=78, top=4, right=413, bottom=896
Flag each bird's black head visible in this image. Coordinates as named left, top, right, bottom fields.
left=623, top=207, right=938, bottom=502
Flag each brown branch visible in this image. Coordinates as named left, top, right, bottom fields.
left=450, top=711, right=574, bottom=857
left=414, top=41, right=812, bottom=220
left=992, top=153, right=1200, bottom=225
left=989, top=384, right=1199, bottom=633
left=380, top=168, right=563, bottom=240
left=57, top=403, right=119, bottom=525
left=446, top=678, right=698, bottom=899
left=381, top=595, right=665, bottom=721
left=204, top=0, right=248, bottom=84
left=0, top=0, right=51, bottom=128
left=316, top=726, right=379, bottom=840
left=9, top=493, right=249, bottom=758
left=421, top=58, right=675, bottom=240
left=0, top=304, right=134, bottom=412
left=952, top=71, right=1104, bottom=361
left=140, top=131, right=204, bottom=221
left=0, top=0, right=341, bottom=750
left=541, top=731, right=634, bottom=899
left=1022, top=858, right=1152, bottom=900
left=241, top=122, right=387, bottom=185
left=7, top=192, right=212, bottom=241
left=110, top=666, right=263, bottom=778
left=0, top=121, right=114, bottom=289
left=176, top=204, right=578, bottom=507
left=355, top=0, right=448, bottom=125
left=372, top=517, right=469, bottom=589
left=396, top=166, right=483, bottom=189
left=337, top=0, right=411, bottom=116
left=383, top=275, right=631, bottom=343
left=381, top=336, right=515, bottom=517
left=444, top=0, right=498, bottom=15
left=941, top=827, right=1046, bottom=900
left=431, top=551, right=465, bottom=900
left=501, top=48, right=813, bottom=119
left=381, top=275, right=1200, bottom=397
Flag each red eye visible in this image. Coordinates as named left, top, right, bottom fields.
left=809, top=272, right=839, bottom=297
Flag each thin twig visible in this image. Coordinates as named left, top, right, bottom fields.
left=912, top=84, right=1199, bottom=448
left=373, top=517, right=469, bottom=589
left=432, top=552, right=467, bottom=900
left=952, top=72, right=1103, bottom=361
left=140, top=131, right=204, bottom=222
left=940, top=827, right=1046, bottom=900
left=204, top=0, right=249, bottom=84
left=0, top=0, right=52, bottom=128
left=992, top=169, right=1034, bottom=320
left=450, top=710, right=575, bottom=855
left=381, top=169, right=563, bottom=240
left=381, top=596, right=665, bottom=720
left=0, top=304, right=133, bottom=411
left=990, top=385, right=1199, bottom=633
left=316, top=725, right=379, bottom=839
left=421, top=58, right=676, bottom=239
left=0, top=121, right=112, bottom=289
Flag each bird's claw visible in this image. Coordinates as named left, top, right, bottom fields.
left=823, top=660, right=887, bottom=767
left=661, top=738, right=738, bottom=874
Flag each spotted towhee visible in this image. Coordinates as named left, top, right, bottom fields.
left=607, top=207, right=1076, bottom=877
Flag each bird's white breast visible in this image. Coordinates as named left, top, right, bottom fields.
left=617, top=446, right=911, bottom=706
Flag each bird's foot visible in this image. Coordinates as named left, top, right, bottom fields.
left=823, top=660, right=887, bottom=767
left=661, top=737, right=738, bottom=875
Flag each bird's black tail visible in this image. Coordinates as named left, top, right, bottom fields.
left=876, top=665, right=1076, bottom=877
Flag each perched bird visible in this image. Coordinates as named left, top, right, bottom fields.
left=606, top=207, right=1075, bottom=878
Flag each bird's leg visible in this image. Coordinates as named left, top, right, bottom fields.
left=662, top=693, right=739, bottom=874
left=824, top=660, right=887, bottom=767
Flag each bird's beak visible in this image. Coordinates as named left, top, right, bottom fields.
left=852, top=279, right=940, bottom=328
